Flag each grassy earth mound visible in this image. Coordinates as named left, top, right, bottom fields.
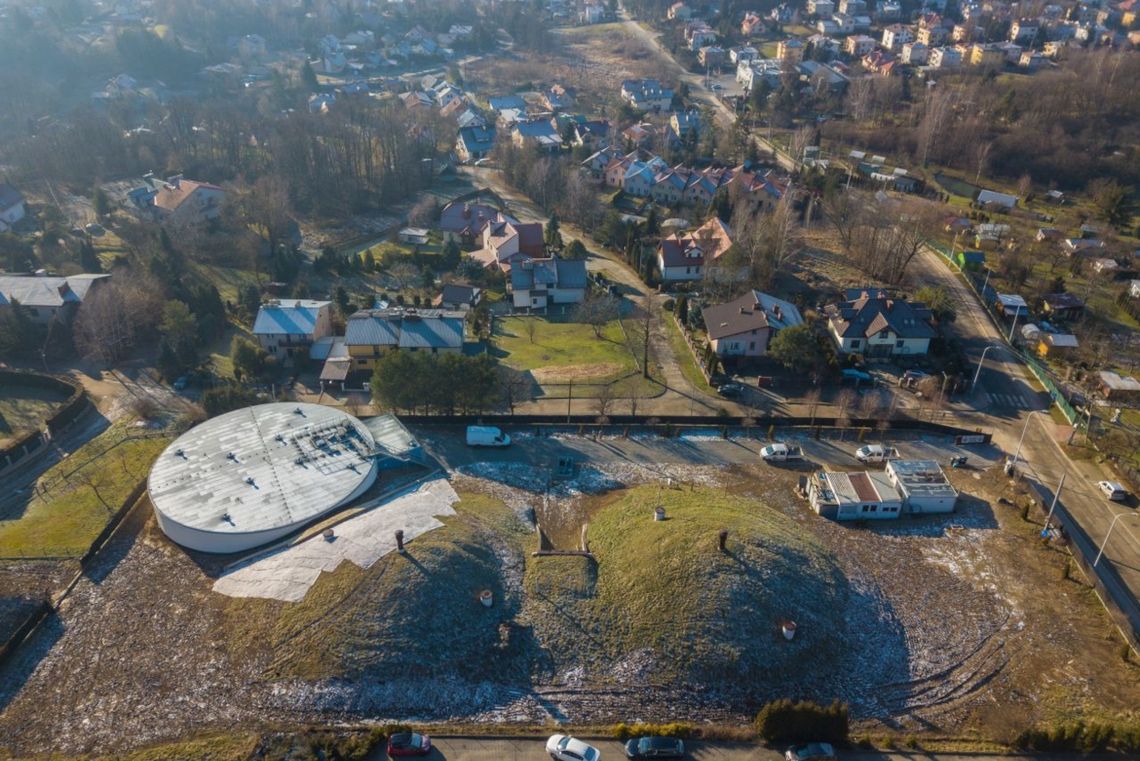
left=523, top=485, right=848, bottom=687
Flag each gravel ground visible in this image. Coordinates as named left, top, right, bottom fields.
left=0, top=452, right=1135, bottom=755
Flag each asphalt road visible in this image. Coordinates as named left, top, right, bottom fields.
left=906, top=246, right=1140, bottom=639
left=368, top=737, right=1054, bottom=761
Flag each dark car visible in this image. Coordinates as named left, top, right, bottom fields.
left=716, top=382, right=744, bottom=397
left=388, top=732, right=432, bottom=757
left=624, top=737, right=685, bottom=759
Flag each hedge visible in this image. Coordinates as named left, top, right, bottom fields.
left=754, top=699, right=849, bottom=744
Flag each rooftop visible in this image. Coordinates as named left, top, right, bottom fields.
left=252, top=299, right=330, bottom=336
left=886, top=460, right=958, bottom=499
left=148, top=403, right=378, bottom=537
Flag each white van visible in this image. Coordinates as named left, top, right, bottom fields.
left=466, top=425, right=511, bottom=447
left=1097, top=481, right=1129, bottom=502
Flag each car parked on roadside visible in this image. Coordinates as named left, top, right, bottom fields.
left=387, top=732, right=431, bottom=757
left=717, top=382, right=744, bottom=397
left=784, top=743, right=836, bottom=761
left=547, top=735, right=600, bottom=761
left=624, top=736, right=684, bottom=759
left=1097, top=480, right=1130, bottom=502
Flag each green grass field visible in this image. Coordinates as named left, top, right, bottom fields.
left=523, top=485, right=847, bottom=684
left=0, top=424, right=172, bottom=557
left=493, top=316, right=637, bottom=384
left=192, top=263, right=264, bottom=305
left=661, top=309, right=715, bottom=393
left=0, top=383, right=69, bottom=444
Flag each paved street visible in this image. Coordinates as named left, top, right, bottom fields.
left=369, top=736, right=1060, bottom=761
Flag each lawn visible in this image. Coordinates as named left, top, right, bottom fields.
left=193, top=263, right=264, bottom=304
left=522, top=484, right=847, bottom=684
left=0, top=423, right=173, bottom=557
left=493, top=315, right=637, bottom=384
left=0, top=383, right=69, bottom=445
left=661, top=309, right=715, bottom=393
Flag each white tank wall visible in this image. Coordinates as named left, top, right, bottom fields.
left=152, top=461, right=379, bottom=554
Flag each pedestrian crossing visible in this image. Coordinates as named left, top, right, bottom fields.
left=985, top=392, right=1037, bottom=410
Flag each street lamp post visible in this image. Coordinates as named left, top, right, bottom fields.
left=1008, top=306, right=1021, bottom=343
left=1043, top=472, right=1065, bottom=530
left=1011, top=409, right=1047, bottom=467
left=1094, top=511, right=1140, bottom=567
left=971, top=344, right=1001, bottom=391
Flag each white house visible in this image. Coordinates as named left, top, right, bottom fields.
left=808, top=470, right=903, bottom=521
left=928, top=46, right=962, bottom=68
left=881, top=24, right=914, bottom=51
left=509, top=257, right=588, bottom=310
left=252, top=299, right=334, bottom=359
left=128, top=174, right=225, bottom=225
left=807, top=0, right=835, bottom=18
left=656, top=217, right=734, bottom=282
left=0, top=184, right=26, bottom=233
left=886, top=460, right=959, bottom=514
left=901, top=41, right=929, bottom=64
left=825, top=289, right=937, bottom=357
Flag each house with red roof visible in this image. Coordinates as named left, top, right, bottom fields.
left=656, top=217, right=734, bottom=282
left=470, top=212, right=545, bottom=271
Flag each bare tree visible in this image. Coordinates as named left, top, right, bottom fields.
left=497, top=366, right=534, bottom=413
left=917, top=85, right=957, bottom=167
left=804, top=387, right=823, bottom=426
left=524, top=317, right=539, bottom=343
left=386, top=261, right=420, bottom=290
left=74, top=277, right=164, bottom=365
left=75, top=468, right=114, bottom=512
left=573, top=291, right=620, bottom=339
left=594, top=382, right=616, bottom=418
left=789, top=124, right=816, bottom=162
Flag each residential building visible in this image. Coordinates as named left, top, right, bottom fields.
left=344, top=308, right=465, bottom=370
left=0, top=273, right=110, bottom=324
left=825, top=289, right=937, bottom=356
left=881, top=24, right=914, bottom=51
left=730, top=46, right=759, bottom=64
left=977, top=189, right=1018, bottom=209
left=580, top=2, right=606, bottom=24
left=886, top=460, right=959, bottom=514
left=996, top=293, right=1029, bottom=318
left=777, top=38, right=805, bottom=62
left=439, top=200, right=508, bottom=243
left=512, top=118, right=561, bottom=152
left=699, top=45, right=726, bottom=67
left=901, top=41, right=929, bottom=64
left=1019, top=51, right=1047, bottom=70
left=1010, top=19, right=1038, bottom=42
left=509, top=257, right=588, bottom=310
left=669, top=2, right=694, bottom=20
left=687, top=23, right=718, bottom=50
left=928, top=46, right=962, bottom=67
left=916, top=25, right=948, bottom=45
left=128, top=174, right=225, bottom=225
left=398, top=227, right=430, bottom=244
left=434, top=283, right=483, bottom=310
left=656, top=217, right=733, bottom=282
left=832, top=13, right=856, bottom=33
left=456, top=125, right=496, bottom=163
left=541, top=85, right=575, bottom=111
left=807, top=0, right=835, bottom=18
left=702, top=290, right=804, bottom=358
left=252, top=299, right=333, bottom=358
left=471, top=213, right=545, bottom=270
left=838, top=0, right=867, bottom=14
left=808, top=470, right=903, bottom=521
left=844, top=34, right=877, bottom=57
left=1041, top=292, right=1085, bottom=321
left=620, top=79, right=675, bottom=111
left=669, top=111, right=701, bottom=143
left=877, top=0, right=902, bottom=19
left=970, top=43, right=1004, bottom=67
left=740, top=11, right=764, bottom=35
left=0, top=184, right=26, bottom=233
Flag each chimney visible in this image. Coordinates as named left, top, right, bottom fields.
left=463, top=203, right=471, bottom=219
left=166, top=174, right=182, bottom=189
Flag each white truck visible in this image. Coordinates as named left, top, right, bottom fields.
left=466, top=425, right=511, bottom=447
left=760, top=443, right=804, bottom=462
left=855, top=444, right=900, bottom=463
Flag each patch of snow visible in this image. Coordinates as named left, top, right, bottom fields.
left=212, top=478, right=459, bottom=602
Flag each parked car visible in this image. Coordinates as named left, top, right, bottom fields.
left=785, top=743, right=836, bottom=761
left=466, top=425, right=511, bottom=447
left=547, top=735, right=600, bottom=761
left=387, top=732, right=431, bottom=757
left=717, top=382, right=744, bottom=397
left=624, top=736, right=685, bottom=759
left=840, top=368, right=873, bottom=385
left=172, top=376, right=189, bottom=391
left=760, top=443, right=804, bottom=462
left=1097, top=480, right=1130, bottom=502
left=855, top=444, right=900, bottom=463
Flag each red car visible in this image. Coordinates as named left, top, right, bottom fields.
left=388, top=731, right=432, bottom=757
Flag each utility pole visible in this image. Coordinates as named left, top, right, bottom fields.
left=567, top=379, right=573, bottom=423
left=1043, top=472, right=1065, bottom=531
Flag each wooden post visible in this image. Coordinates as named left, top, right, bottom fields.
left=395, top=529, right=405, bottom=553
left=718, top=529, right=728, bottom=552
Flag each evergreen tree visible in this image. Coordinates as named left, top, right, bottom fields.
left=301, top=60, right=319, bottom=90
left=544, top=213, right=563, bottom=251
left=79, top=238, right=102, bottom=272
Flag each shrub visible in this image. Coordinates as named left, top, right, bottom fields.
left=755, top=699, right=849, bottom=744
left=612, top=722, right=694, bottom=740
left=1016, top=719, right=1140, bottom=752
left=662, top=298, right=676, bottom=312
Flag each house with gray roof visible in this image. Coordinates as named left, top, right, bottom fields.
left=825, top=289, right=936, bottom=357
left=509, top=257, right=588, bottom=311
left=0, top=273, right=110, bottom=324
left=344, top=308, right=466, bottom=371
left=0, top=184, right=26, bottom=232
left=252, top=299, right=333, bottom=359
left=702, top=290, right=804, bottom=359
